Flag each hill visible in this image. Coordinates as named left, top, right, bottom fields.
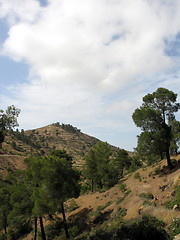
left=0, top=123, right=121, bottom=177
left=1, top=123, right=107, bottom=168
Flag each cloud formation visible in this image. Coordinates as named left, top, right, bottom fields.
left=0, top=0, right=180, bottom=150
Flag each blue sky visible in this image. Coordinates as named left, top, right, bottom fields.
left=0, top=0, right=180, bottom=151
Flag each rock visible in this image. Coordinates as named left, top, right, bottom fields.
left=174, top=234, right=180, bottom=240
left=173, top=204, right=179, bottom=211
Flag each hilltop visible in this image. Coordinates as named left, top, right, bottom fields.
left=1, top=123, right=105, bottom=168
left=0, top=122, right=121, bottom=177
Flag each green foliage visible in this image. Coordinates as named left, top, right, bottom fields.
left=153, top=166, right=162, bottom=175
left=128, top=155, right=142, bottom=172
left=68, top=198, right=79, bottom=212
left=0, top=181, right=11, bottom=234
left=115, top=208, right=127, bottom=219
left=84, top=141, right=119, bottom=191
left=114, top=215, right=169, bottom=240
left=6, top=180, right=33, bottom=238
left=118, top=182, right=127, bottom=192
left=116, top=189, right=131, bottom=205
left=113, top=149, right=131, bottom=178
left=45, top=218, right=64, bottom=240
left=80, top=182, right=91, bottom=194
left=0, top=105, right=20, bottom=146
left=91, top=202, right=112, bottom=218
left=135, top=132, right=164, bottom=164
left=61, top=123, right=81, bottom=133
left=170, top=120, right=180, bottom=155
left=10, top=130, right=41, bottom=150
left=1, top=150, right=80, bottom=239
left=139, top=192, right=154, bottom=200
left=50, top=149, right=73, bottom=166
left=132, top=88, right=180, bottom=168
left=168, top=218, right=180, bottom=238
left=78, top=215, right=169, bottom=240
left=43, top=155, right=80, bottom=205
left=165, top=185, right=180, bottom=209
left=134, top=172, right=142, bottom=181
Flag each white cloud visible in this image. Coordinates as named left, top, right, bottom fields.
left=0, top=0, right=41, bottom=24
left=0, top=0, right=180, bottom=150
left=3, top=0, right=178, bottom=89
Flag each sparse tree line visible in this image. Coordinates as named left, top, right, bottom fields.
left=53, top=122, right=81, bottom=134
left=10, top=129, right=41, bottom=151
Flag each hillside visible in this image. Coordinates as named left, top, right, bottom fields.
left=71, top=156, right=180, bottom=225
left=1, top=123, right=103, bottom=169
left=21, top=155, right=180, bottom=240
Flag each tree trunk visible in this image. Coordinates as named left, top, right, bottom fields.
left=3, top=212, right=7, bottom=235
left=120, top=167, right=124, bottom=178
left=34, top=217, right=37, bottom=240
left=39, top=217, right=46, bottom=240
left=91, top=178, right=94, bottom=192
left=159, top=148, right=164, bottom=160
left=165, top=146, right=173, bottom=170
left=164, top=124, right=174, bottom=170
left=61, top=202, right=70, bottom=239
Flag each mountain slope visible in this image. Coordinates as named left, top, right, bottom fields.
left=69, top=156, right=180, bottom=225
left=1, top=123, right=120, bottom=172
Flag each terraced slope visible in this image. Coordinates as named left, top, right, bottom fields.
left=2, top=123, right=121, bottom=169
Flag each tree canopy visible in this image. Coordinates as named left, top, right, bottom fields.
left=0, top=150, right=80, bottom=239
left=0, top=105, right=20, bottom=147
left=84, top=141, right=119, bottom=191
left=132, top=88, right=180, bottom=168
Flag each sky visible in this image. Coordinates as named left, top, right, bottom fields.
left=0, top=0, right=180, bottom=151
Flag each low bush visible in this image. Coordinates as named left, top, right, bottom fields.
left=115, top=215, right=169, bottom=240
left=118, top=183, right=127, bottom=192
left=134, top=172, right=142, bottom=181
left=75, top=215, right=170, bottom=240
left=140, top=192, right=154, bottom=200
left=68, top=198, right=79, bottom=212
left=168, top=217, right=180, bottom=238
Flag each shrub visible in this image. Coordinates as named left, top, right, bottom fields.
left=168, top=217, right=180, bottom=238
left=142, top=200, right=154, bottom=206
left=116, top=189, right=131, bottom=205
left=80, top=182, right=91, bottom=194
left=68, top=198, right=79, bottom=212
left=134, top=172, right=142, bottom=181
left=140, top=192, right=154, bottom=200
left=165, top=185, right=180, bottom=209
left=76, top=215, right=170, bottom=240
left=91, top=202, right=112, bottom=218
left=116, top=208, right=127, bottom=219
left=115, top=215, right=170, bottom=240
left=153, top=166, right=161, bottom=175
left=45, top=219, right=64, bottom=240
left=118, top=183, right=127, bottom=192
